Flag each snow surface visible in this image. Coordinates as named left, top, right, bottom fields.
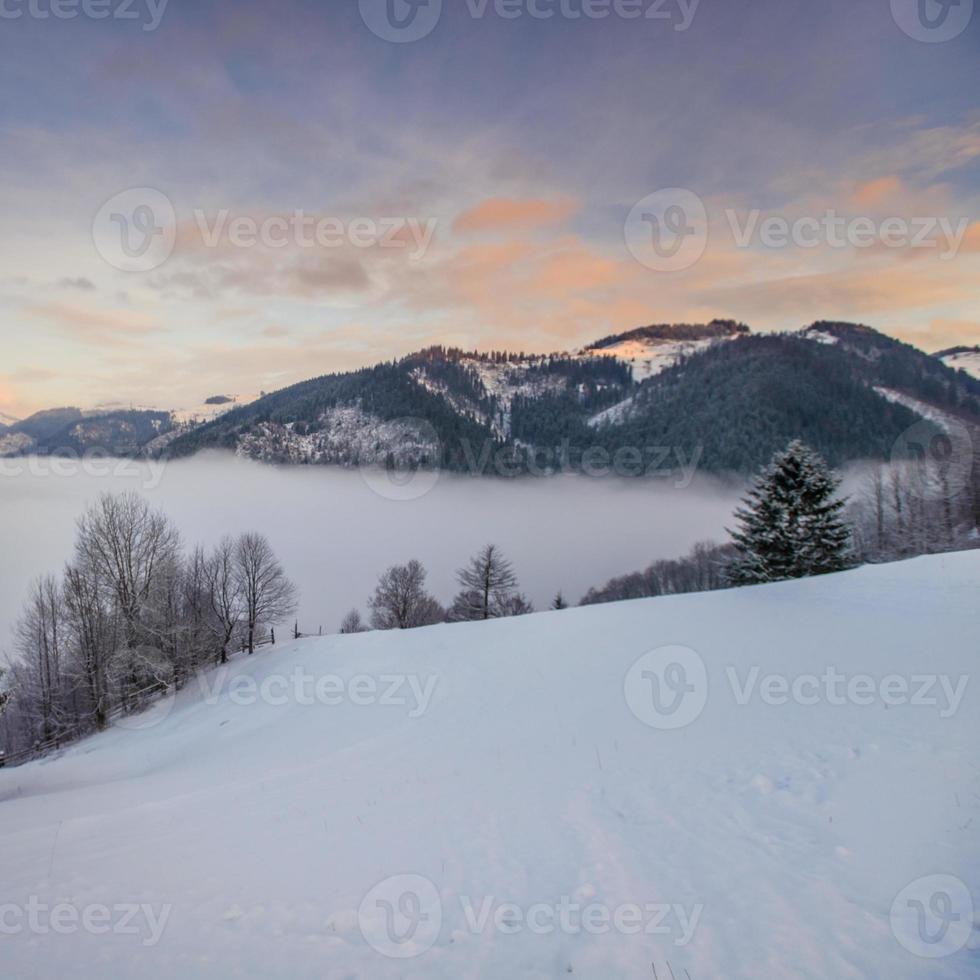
left=581, top=337, right=722, bottom=381
left=941, top=350, right=980, bottom=380
left=2, top=552, right=979, bottom=979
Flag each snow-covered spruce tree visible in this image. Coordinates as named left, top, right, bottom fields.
left=727, top=440, right=852, bottom=585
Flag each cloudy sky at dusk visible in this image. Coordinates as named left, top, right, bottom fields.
left=0, top=0, right=977, bottom=417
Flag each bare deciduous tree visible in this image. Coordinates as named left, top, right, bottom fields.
left=448, top=544, right=519, bottom=621
left=204, top=536, right=244, bottom=663
left=339, top=609, right=368, bottom=634
left=234, top=532, right=297, bottom=654
left=369, top=560, right=444, bottom=630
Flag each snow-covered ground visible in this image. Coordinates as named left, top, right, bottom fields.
left=580, top=336, right=723, bottom=380
left=1, top=553, right=978, bottom=979
left=940, top=349, right=980, bottom=380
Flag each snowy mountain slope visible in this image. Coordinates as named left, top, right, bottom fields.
left=579, top=320, right=746, bottom=381
left=2, top=553, right=978, bottom=979
left=939, top=347, right=980, bottom=380
left=581, top=335, right=722, bottom=380
left=0, top=411, right=19, bottom=428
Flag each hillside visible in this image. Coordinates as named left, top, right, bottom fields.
left=4, top=321, right=978, bottom=474
left=581, top=318, right=749, bottom=380
left=1, top=552, right=977, bottom=978
left=0, top=407, right=174, bottom=458
left=164, top=321, right=979, bottom=475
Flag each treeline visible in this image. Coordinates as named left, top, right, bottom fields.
left=848, top=458, right=980, bottom=562
left=579, top=541, right=737, bottom=605
left=339, top=543, right=536, bottom=634
left=0, top=492, right=296, bottom=759
left=579, top=438, right=980, bottom=606
left=587, top=319, right=750, bottom=351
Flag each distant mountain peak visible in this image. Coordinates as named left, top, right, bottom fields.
left=586, top=318, right=750, bottom=352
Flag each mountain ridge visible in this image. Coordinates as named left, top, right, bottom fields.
left=4, top=320, right=978, bottom=474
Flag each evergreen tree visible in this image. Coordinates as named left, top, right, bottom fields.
left=727, top=440, right=852, bottom=584
left=551, top=591, right=567, bottom=610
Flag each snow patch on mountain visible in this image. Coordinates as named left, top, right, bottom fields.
left=800, top=327, right=840, bottom=346
left=0, top=430, right=35, bottom=456
left=940, top=348, right=980, bottom=380
left=873, top=386, right=962, bottom=433
left=237, top=405, right=438, bottom=466
left=581, top=336, right=724, bottom=380
left=465, top=358, right=566, bottom=437
left=587, top=392, right=637, bottom=428
left=410, top=367, right=495, bottom=432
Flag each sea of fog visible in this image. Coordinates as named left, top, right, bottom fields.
left=0, top=451, right=749, bottom=657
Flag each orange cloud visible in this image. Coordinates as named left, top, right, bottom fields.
left=26, top=303, right=163, bottom=344
left=453, top=197, right=578, bottom=235
left=852, top=175, right=903, bottom=208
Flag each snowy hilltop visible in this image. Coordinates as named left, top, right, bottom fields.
left=1, top=551, right=978, bottom=979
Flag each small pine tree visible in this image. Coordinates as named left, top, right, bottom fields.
left=727, top=440, right=852, bottom=584
left=551, top=591, right=567, bottom=610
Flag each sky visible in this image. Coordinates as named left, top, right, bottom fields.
left=0, top=0, right=978, bottom=418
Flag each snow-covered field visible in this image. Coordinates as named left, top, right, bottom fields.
left=1, top=553, right=978, bottom=979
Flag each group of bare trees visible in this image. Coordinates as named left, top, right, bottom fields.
left=848, top=454, right=980, bottom=563
left=341, top=543, right=534, bottom=634
left=1, top=492, right=296, bottom=759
